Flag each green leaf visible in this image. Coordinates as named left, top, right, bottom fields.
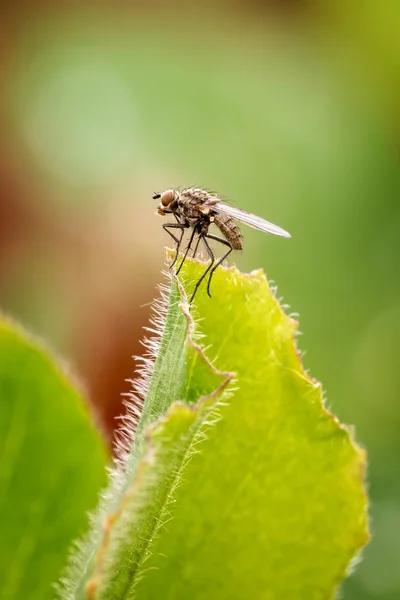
left=0, top=317, right=108, bottom=600
left=63, top=255, right=369, bottom=600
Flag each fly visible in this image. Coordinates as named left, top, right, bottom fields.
left=152, top=187, right=291, bottom=303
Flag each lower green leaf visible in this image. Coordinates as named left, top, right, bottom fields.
left=0, top=317, right=108, bottom=600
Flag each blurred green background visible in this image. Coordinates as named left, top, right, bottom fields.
left=1, top=2, right=399, bottom=599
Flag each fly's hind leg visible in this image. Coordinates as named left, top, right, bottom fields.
left=203, top=233, right=233, bottom=298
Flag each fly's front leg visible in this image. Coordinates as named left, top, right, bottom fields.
left=176, top=226, right=198, bottom=275
left=170, top=213, right=188, bottom=270
left=203, top=233, right=233, bottom=298
left=162, top=222, right=188, bottom=269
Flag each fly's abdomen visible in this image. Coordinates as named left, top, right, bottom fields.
left=214, top=214, right=243, bottom=250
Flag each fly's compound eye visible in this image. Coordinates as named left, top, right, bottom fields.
left=160, top=189, right=177, bottom=207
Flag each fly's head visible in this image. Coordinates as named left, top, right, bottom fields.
left=152, top=189, right=180, bottom=216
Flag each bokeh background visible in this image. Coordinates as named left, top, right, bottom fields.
left=1, top=2, right=399, bottom=598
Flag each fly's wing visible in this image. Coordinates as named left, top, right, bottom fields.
left=214, top=202, right=291, bottom=238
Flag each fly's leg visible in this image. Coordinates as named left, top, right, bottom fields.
left=192, top=234, right=201, bottom=258
left=163, top=222, right=187, bottom=269
left=190, top=235, right=215, bottom=303
left=203, top=233, right=233, bottom=298
left=176, top=227, right=198, bottom=275
left=169, top=214, right=189, bottom=269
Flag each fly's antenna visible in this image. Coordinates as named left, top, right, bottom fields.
left=152, top=192, right=161, bottom=200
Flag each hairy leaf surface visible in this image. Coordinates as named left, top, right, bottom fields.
left=65, top=255, right=369, bottom=600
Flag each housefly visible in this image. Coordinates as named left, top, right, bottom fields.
left=153, top=187, right=291, bottom=303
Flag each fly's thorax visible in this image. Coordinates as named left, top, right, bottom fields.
left=179, top=196, right=202, bottom=219
left=214, top=214, right=244, bottom=250
left=179, top=188, right=217, bottom=220
left=181, top=188, right=212, bottom=204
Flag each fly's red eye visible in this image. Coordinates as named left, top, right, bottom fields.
left=161, top=189, right=176, bottom=207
